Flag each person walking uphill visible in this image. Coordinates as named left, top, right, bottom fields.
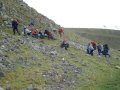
left=12, top=19, right=20, bottom=35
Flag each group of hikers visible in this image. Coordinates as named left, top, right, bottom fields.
left=22, top=26, right=55, bottom=40
left=11, top=18, right=64, bottom=39
left=11, top=18, right=110, bottom=57
left=11, top=18, right=69, bottom=50
left=87, top=41, right=110, bottom=57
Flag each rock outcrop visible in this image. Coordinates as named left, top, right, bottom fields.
left=0, top=0, right=60, bottom=30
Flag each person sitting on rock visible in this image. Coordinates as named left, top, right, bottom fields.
left=22, top=26, right=26, bottom=35
left=38, top=30, right=44, bottom=39
left=91, top=41, right=97, bottom=50
left=25, top=28, right=31, bottom=36
left=44, top=29, right=49, bottom=37
left=97, top=43, right=103, bottom=55
left=48, top=32, right=54, bottom=39
left=87, top=43, right=94, bottom=56
left=60, top=39, right=69, bottom=50
left=22, top=26, right=31, bottom=36
left=87, top=43, right=90, bottom=54
left=32, top=28, right=38, bottom=38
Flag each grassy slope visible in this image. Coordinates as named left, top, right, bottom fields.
left=64, top=28, right=120, bottom=90
left=0, top=29, right=120, bottom=90
left=64, top=28, right=120, bottom=50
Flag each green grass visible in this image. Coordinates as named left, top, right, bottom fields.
left=62, top=28, right=120, bottom=90
left=64, top=28, right=120, bottom=50
left=0, top=28, right=120, bottom=89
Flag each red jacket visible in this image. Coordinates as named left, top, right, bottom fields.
left=91, top=42, right=96, bottom=47
left=58, top=28, right=64, bottom=33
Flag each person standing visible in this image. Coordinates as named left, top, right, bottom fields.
left=58, top=27, right=64, bottom=38
left=12, top=18, right=20, bottom=35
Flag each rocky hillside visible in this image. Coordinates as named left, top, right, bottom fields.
left=0, top=0, right=60, bottom=30
left=0, top=0, right=120, bottom=90
left=0, top=28, right=120, bottom=90
left=0, top=30, right=120, bottom=90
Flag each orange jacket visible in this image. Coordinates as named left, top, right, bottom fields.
left=32, top=29, right=37, bottom=35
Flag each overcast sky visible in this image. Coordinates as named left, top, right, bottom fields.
left=23, top=0, right=120, bottom=29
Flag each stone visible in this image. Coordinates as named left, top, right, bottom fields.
left=0, top=71, right=5, bottom=77
left=0, top=50, right=4, bottom=55
left=50, top=50, right=57, bottom=55
left=0, top=87, right=4, bottom=90
left=115, top=66, right=120, bottom=69
left=1, top=45, right=5, bottom=49
left=27, top=84, right=38, bottom=90
left=3, top=15, right=9, bottom=21
left=0, top=57, right=3, bottom=62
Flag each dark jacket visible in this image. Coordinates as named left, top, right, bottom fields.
left=102, top=44, right=109, bottom=55
left=44, top=30, right=49, bottom=35
left=12, top=20, right=18, bottom=28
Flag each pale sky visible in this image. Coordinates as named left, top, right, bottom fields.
left=23, top=0, right=120, bottom=29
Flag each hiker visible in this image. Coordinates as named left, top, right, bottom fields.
left=97, top=43, right=102, bottom=55
left=91, top=41, right=97, bottom=50
left=87, top=43, right=94, bottom=56
left=29, top=19, right=35, bottom=26
left=44, top=29, right=49, bottom=35
left=31, top=28, right=38, bottom=38
left=26, top=28, right=31, bottom=35
left=12, top=18, right=20, bottom=35
left=60, top=39, right=69, bottom=50
left=102, top=44, right=110, bottom=57
left=58, top=27, right=64, bottom=38
left=22, top=26, right=26, bottom=35
left=22, top=26, right=31, bottom=36
left=48, top=32, right=54, bottom=39
left=87, top=43, right=90, bottom=54
left=38, top=31, right=44, bottom=39
left=44, top=29, right=49, bottom=38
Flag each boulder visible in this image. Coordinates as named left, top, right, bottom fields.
left=0, top=57, right=3, bottom=62
left=0, top=71, right=5, bottom=77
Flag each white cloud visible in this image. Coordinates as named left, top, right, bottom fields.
left=23, top=0, right=120, bottom=29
